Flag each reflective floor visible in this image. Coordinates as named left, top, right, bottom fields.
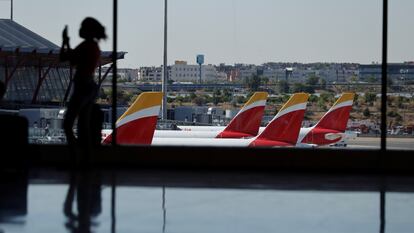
left=1, top=170, right=414, bottom=233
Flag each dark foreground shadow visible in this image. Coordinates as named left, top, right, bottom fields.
left=64, top=171, right=102, bottom=233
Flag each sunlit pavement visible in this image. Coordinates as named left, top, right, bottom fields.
left=346, top=137, right=414, bottom=150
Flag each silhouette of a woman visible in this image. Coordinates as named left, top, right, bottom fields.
left=60, top=17, right=106, bottom=146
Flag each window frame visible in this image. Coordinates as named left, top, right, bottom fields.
left=25, top=0, right=411, bottom=173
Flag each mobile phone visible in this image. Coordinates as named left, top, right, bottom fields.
left=63, top=25, right=69, bottom=40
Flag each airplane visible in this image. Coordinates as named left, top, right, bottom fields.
left=102, top=91, right=163, bottom=145
left=154, top=92, right=268, bottom=139
left=102, top=92, right=352, bottom=147
left=156, top=93, right=356, bottom=147
left=296, top=92, right=355, bottom=146
left=151, top=93, right=309, bottom=147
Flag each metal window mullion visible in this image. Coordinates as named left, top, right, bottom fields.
left=380, top=0, right=388, bottom=152
left=54, top=68, right=65, bottom=101
left=380, top=2, right=388, bottom=233
left=112, top=0, right=118, bottom=145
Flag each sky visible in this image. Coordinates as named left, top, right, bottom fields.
left=0, top=0, right=413, bottom=68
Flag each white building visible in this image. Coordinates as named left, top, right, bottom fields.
left=138, top=61, right=225, bottom=83
left=170, top=61, right=222, bottom=83
left=138, top=67, right=163, bottom=82
left=96, top=68, right=139, bottom=83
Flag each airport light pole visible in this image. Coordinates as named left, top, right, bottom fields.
left=161, top=0, right=168, bottom=120
left=10, top=0, right=13, bottom=21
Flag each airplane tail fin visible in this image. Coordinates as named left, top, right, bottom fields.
left=251, top=93, right=309, bottom=146
left=216, top=92, right=268, bottom=138
left=103, top=92, right=163, bottom=145
left=313, top=93, right=355, bottom=132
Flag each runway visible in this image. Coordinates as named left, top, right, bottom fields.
left=346, top=137, right=414, bottom=150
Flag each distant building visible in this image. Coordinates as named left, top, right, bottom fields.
left=172, top=106, right=226, bottom=125
left=239, top=67, right=258, bottom=80
left=359, top=63, right=414, bottom=82
left=98, top=68, right=139, bottom=83
left=215, top=63, right=240, bottom=82
left=138, top=66, right=163, bottom=82
left=138, top=62, right=364, bottom=84
left=170, top=60, right=221, bottom=83
left=260, top=63, right=359, bottom=83
left=138, top=61, right=225, bottom=83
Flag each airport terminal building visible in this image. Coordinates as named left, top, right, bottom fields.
left=0, top=19, right=124, bottom=106
left=359, top=63, right=414, bottom=82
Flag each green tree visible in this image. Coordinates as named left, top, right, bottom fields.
left=395, top=114, right=403, bottom=125
left=262, top=76, right=269, bottom=89
left=319, top=93, right=334, bottom=103
left=175, top=96, right=185, bottom=105
left=281, top=94, right=290, bottom=103
left=236, top=95, right=246, bottom=105
left=189, top=92, right=197, bottom=101
left=305, top=75, right=319, bottom=93
left=364, top=92, right=377, bottom=106
left=278, top=80, right=289, bottom=93
left=388, top=77, right=394, bottom=87
left=306, top=75, right=319, bottom=86
left=350, top=75, right=358, bottom=83
left=222, top=89, right=232, bottom=102
left=193, top=96, right=206, bottom=106
left=116, top=90, right=135, bottom=105
left=309, top=95, right=318, bottom=103
left=317, top=98, right=327, bottom=111
left=320, top=78, right=327, bottom=90
left=212, top=89, right=221, bottom=105
left=354, top=93, right=360, bottom=107
left=363, top=107, right=371, bottom=117
left=246, top=75, right=262, bottom=91
left=366, top=75, right=377, bottom=83
left=98, top=88, right=109, bottom=100
left=292, top=83, right=307, bottom=93
left=387, top=111, right=401, bottom=118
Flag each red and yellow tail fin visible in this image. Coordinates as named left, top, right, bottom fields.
left=216, top=92, right=268, bottom=138
left=313, top=93, right=355, bottom=132
left=103, top=92, right=163, bottom=145
left=250, top=93, right=309, bottom=146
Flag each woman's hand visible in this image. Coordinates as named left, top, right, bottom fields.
left=60, top=25, right=71, bottom=62
left=62, top=25, right=70, bottom=46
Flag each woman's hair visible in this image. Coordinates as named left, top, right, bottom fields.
left=79, top=17, right=107, bottom=40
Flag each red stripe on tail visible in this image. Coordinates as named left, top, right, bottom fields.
left=250, top=109, right=306, bottom=147
left=314, top=105, right=352, bottom=132
left=102, top=116, right=158, bottom=145
left=216, top=106, right=265, bottom=138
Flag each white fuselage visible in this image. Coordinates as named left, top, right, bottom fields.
left=177, top=125, right=226, bottom=132
left=153, top=130, right=219, bottom=138
left=155, top=126, right=346, bottom=146
left=151, top=137, right=255, bottom=147
left=156, top=127, right=308, bottom=141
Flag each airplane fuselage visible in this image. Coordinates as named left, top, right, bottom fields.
left=153, top=126, right=344, bottom=146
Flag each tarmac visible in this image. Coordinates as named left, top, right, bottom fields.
left=346, top=137, right=414, bottom=150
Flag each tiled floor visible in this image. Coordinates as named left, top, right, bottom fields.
left=1, top=170, right=414, bottom=233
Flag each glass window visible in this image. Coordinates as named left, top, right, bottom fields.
left=0, top=0, right=112, bottom=145
left=112, top=0, right=386, bottom=150
left=2, top=0, right=411, bottom=152
left=387, top=0, right=414, bottom=150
